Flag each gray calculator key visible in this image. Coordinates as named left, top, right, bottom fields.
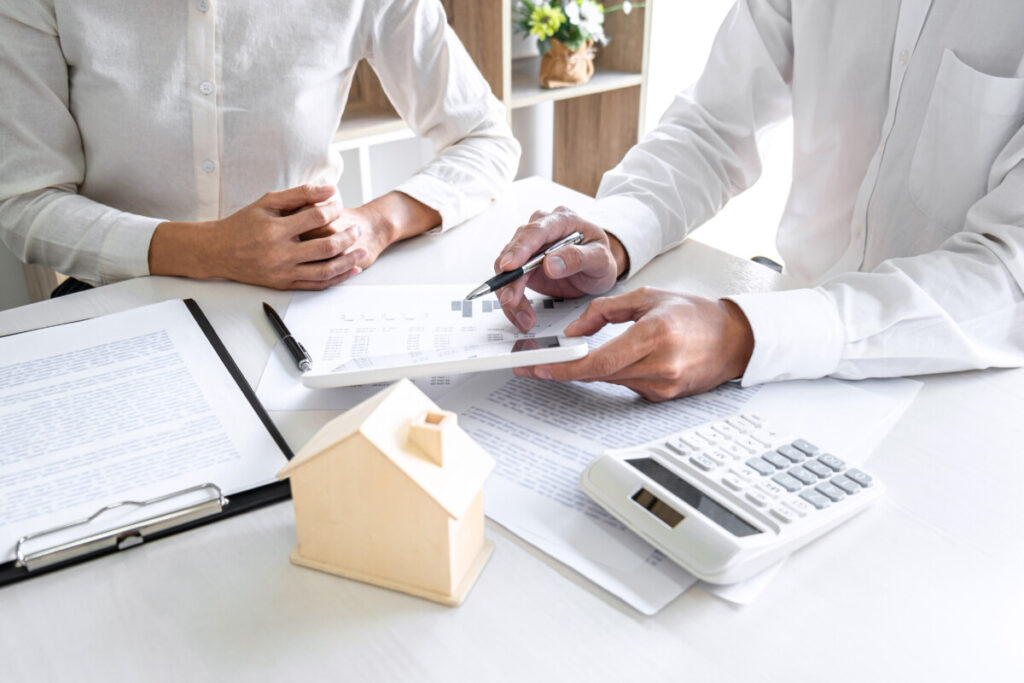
left=815, top=482, right=846, bottom=502
left=776, top=445, right=804, bottom=462
left=831, top=475, right=860, bottom=494
left=788, top=466, right=817, bottom=485
left=845, top=468, right=873, bottom=487
left=799, top=490, right=831, bottom=510
left=818, top=453, right=846, bottom=471
left=762, top=452, right=790, bottom=469
left=746, top=457, right=775, bottom=476
left=792, top=438, right=819, bottom=455
left=771, top=472, right=803, bottom=492
left=803, top=460, right=832, bottom=478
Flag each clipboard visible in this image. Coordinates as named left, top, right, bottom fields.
left=0, top=299, right=293, bottom=588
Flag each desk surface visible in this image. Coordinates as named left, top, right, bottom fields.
left=1, top=178, right=1021, bottom=681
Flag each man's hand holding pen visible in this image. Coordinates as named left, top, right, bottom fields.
left=490, top=206, right=754, bottom=402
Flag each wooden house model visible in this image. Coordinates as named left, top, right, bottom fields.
left=277, top=378, right=495, bottom=606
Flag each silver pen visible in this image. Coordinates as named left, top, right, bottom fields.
left=465, top=231, right=585, bottom=301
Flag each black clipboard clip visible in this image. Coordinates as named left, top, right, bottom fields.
left=14, top=483, right=228, bottom=571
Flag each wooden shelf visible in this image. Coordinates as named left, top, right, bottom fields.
left=334, top=107, right=409, bottom=147
left=509, top=57, right=644, bottom=109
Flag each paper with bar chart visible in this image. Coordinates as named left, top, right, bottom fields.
left=256, top=284, right=588, bottom=411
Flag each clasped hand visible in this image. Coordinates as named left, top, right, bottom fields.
left=494, top=207, right=755, bottom=401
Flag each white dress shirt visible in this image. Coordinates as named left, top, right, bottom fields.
left=587, top=0, right=1024, bottom=384
left=0, top=0, right=519, bottom=285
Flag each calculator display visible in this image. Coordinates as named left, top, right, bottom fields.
left=627, top=457, right=762, bottom=537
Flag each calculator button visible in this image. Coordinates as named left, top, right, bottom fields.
left=734, top=436, right=763, bottom=453
left=792, top=439, right=819, bottom=455
left=818, top=454, right=846, bottom=472
left=761, top=452, right=790, bottom=470
left=730, top=466, right=759, bottom=482
left=770, top=506, right=797, bottom=524
left=776, top=445, right=804, bottom=463
left=831, top=475, right=860, bottom=494
left=756, top=481, right=785, bottom=498
left=712, top=423, right=742, bottom=440
left=783, top=498, right=813, bottom=517
left=788, top=466, right=817, bottom=485
left=799, top=490, right=831, bottom=510
left=726, top=418, right=751, bottom=434
left=719, top=442, right=748, bottom=459
left=815, top=482, right=846, bottom=502
left=745, top=490, right=770, bottom=507
left=664, top=441, right=689, bottom=457
left=740, top=413, right=764, bottom=428
left=695, top=426, right=727, bottom=445
left=803, top=460, right=832, bottom=479
left=704, top=449, right=728, bottom=465
left=845, top=468, right=873, bottom=487
left=745, top=457, right=775, bottom=476
left=771, top=472, right=803, bottom=492
left=721, top=473, right=746, bottom=491
left=689, top=454, right=717, bottom=471
left=675, top=435, right=703, bottom=451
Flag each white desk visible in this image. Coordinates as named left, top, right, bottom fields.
left=1, top=178, right=1022, bottom=681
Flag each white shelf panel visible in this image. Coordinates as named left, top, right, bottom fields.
left=510, top=56, right=643, bottom=109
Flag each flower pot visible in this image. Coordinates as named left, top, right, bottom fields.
left=539, top=39, right=595, bottom=88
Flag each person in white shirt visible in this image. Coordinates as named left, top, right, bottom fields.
left=495, top=0, right=1024, bottom=400
left=0, top=0, right=520, bottom=291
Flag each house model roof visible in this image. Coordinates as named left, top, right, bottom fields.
left=277, top=378, right=494, bottom=519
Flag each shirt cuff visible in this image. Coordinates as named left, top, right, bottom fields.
left=575, top=195, right=662, bottom=278
left=725, top=288, right=845, bottom=386
left=98, top=214, right=164, bottom=284
left=395, top=172, right=483, bottom=234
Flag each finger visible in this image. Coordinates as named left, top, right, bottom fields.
left=293, top=228, right=361, bottom=263
left=542, top=242, right=615, bottom=285
left=498, top=273, right=537, bottom=331
left=259, top=184, right=336, bottom=212
left=290, top=267, right=361, bottom=291
left=517, top=326, right=655, bottom=382
left=284, top=202, right=347, bottom=236
left=562, top=291, right=653, bottom=337
left=293, top=251, right=365, bottom=282
left=496, top=218, right=574, bottom=271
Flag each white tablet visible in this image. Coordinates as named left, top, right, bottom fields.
left=300, top=335, right=590, bottom=388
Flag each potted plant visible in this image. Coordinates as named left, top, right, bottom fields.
left=513, top=1, right=642, bottom=88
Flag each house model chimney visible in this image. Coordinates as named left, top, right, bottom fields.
left=408, top=409, right=456, bottom=466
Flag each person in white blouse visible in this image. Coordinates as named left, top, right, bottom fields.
left=0, top=0, right=520, bottom=291
left=496, top=0, right=1024, bottom=400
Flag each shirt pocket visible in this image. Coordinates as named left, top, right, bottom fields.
left=908, top=49, right=1024, bottom=231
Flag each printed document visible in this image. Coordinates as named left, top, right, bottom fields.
left=0, top=300, right=287, bottom=563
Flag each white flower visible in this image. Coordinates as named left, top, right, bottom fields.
left=622, top=0, right=633, bottom=14
left=562, top=1, right=580, bottom=23
left=578, top=0, right=604, bottom=25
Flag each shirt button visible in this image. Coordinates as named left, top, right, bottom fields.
left=197, top=0, right=210, bottom=11
left=199, top=80, right=214, bottom=95
left=202, top=159, right=216, bottom=173
left=899, top=49, right=910, bottom=65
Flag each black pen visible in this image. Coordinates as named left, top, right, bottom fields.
left=465, top=231, right=585, bottom=301
left=263, top=302, right=312, bottom=372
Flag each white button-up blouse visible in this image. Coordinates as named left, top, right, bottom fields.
left=0, top=0, right=520, bottom=284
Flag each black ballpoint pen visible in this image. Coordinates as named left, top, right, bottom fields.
left=465, top=231, right=585, bottom=300
left=263, top=302, right=313, bottom=372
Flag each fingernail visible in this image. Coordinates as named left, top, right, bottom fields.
left=515, top=312, right=532, bottom=330
left=499, top=253, right=513, bottom=269
left=351, top=266, right=362, bottom=276
left=547, top=256, right=565, bottom=277
left=534, top=367, right=551, bottom=380
left=513, top=367, right=530, bottom=378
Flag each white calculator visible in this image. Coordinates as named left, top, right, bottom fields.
left=580, top=413, right=883, bottom=585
